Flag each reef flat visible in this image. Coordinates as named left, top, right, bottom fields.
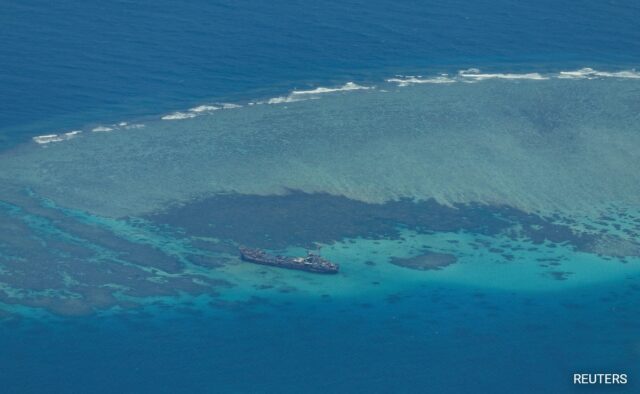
left=0, top=75, right=639, bottom=318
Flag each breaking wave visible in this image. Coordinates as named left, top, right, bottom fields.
left=189, top=105, right=220, bottom=113
left=91, top=126, right=114, bottom=133
left=255, top=82, right=372, bottom=105
left=32, top=130, right=82, bottom=144
left=386, top=76, right=456, bottom=86
left=161, top=112, right=197, bottom=120
left=387, top=67, right=639, bottom=86
left=162, top=102, right=241, bottom=120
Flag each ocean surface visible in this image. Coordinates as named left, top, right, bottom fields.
left=1, top=1, right=640, bottom=393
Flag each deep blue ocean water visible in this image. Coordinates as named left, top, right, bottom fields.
left=2, top=282, right=639, bottom=394
left=1, top=1, right=640, bottom=393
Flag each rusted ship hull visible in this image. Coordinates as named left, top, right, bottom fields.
left=239, top=247, right=339, bottom=274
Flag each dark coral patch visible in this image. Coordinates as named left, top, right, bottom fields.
left=389, top=252, right=457, bottom=271
left=0, top=188, right=232, bottom=316
left=543, top=271, right=574, bottom=281
left=146, top=191, right=606, bottom=255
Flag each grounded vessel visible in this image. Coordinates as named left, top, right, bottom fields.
left=239, top=247, right=339, bottom=274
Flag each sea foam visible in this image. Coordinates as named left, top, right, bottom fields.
left=290, top=82, right=371, bottom=95
left=558, top=67, right=640, bottom=79
left=161, top=112, right=197, bottom=120
left=92, top=126, right=114, bottom=132
left=385, top=68, right=640, bottom=87
left=189, top=105, right=220, bottom=113
left=261, top=82, right=372, bottom=105
left=221, top=103, right=242, bottom=109
left=458, top=69, right=549, bottom=81
left=386, top=76, right=456, bottom=86
left=32, top=130, right=82, bottom=144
